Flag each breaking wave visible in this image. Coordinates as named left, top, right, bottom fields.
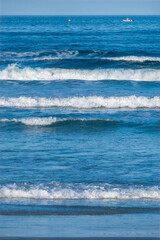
left=0, top=65, right=160, bottom=81
left=103, top=56, right=160, bottom=62
left=0, top=117, right=58, bottom=126
left=1, top=51, right=160, bottom=62
left=0, top=96, right=160, bottom=109
left=0, top=183, right=159, bottom=200
left=0, top=117, right=115, bottom=126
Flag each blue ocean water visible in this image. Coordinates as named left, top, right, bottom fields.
left=0, top=15, right=160, bottom=237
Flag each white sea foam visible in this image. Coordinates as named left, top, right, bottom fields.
left=2, top=51, right=160, bottom=62
left=33, top=56, right=59, bottom=61
left=0, top=117, right=115, bottom=126
left=33, top=50, right=79, bottom=61
left=0, top=184, right=159, bottom=200
left=1, top=50, right=79, bottom=60
left=0, top=51, right=41, bottom=57
left=56, top=50, right=79, bottom=59
left=0, top=96, right=160, bottom=109
left=102, top=56, right=160, bottom=62
left=0, top=65, right=160, bottom=81
left=16, top=117, right=58, bottom=126
left=0, top=117, right=58, bottom=126
left=34, top=55, right=160, bottom=62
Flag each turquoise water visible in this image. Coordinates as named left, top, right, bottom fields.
left=0, top=15, right=160, bottom=237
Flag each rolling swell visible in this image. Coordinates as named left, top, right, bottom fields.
left=0, top=117, right=119, bottom=127
left=0, top=118, right=159, bottom=130
left=1, top=50, right=160, bottom=62
left=0, top=206, right=159, bottom=216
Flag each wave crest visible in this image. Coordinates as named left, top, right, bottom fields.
left=0, top=96, right=160, bottom=109
left=103, top=56, right=160, bottom=62
left=0, top=65, right=160, bottom=81
left=0, top=184, right=159, bottom=200
left=2, top=50, right=160, bottom=62
left=0, top=117, right=115, bottom=126
left=0, top=117, right=57, bottom=126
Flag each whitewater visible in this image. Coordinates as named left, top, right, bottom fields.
left=0, top=95, right=160, bottom=109
left=0, top=15, right=160, bottom=238
left=0, top=65, right=160, bottom=81
left=0, top=184, right=159, bottom=200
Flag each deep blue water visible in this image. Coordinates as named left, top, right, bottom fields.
left=0, top=15, right=160, bottom=237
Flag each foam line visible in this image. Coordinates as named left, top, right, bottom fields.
left=0, top=65, right=160, bottom=81
left=0, top=184, right=159, bottom=200
left=0, top=117, right=58, bottom=126
left=0, top=96, right=160, bottom=109
left=102, top=56, right=160, bottom=62
left=2, top=51, right=160, bottom=62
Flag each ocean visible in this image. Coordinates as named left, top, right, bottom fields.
left=0, top=15, right=160, bottom=238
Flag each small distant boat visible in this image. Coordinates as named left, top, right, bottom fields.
left=123, top=18, right=134, bottom=22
